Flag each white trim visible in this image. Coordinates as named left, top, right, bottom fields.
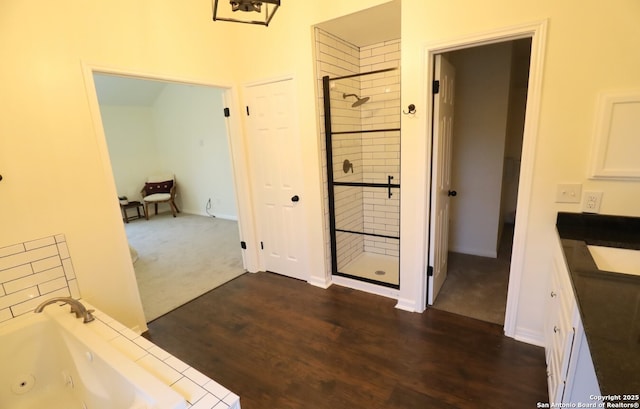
left=395, top=297, right=418, bottom=313
left=419, top=20, right=548, bottom=339
left=588, top=90, right=640, bottom=180
left=80, top=62, right=258, bottom=275
left=514, top=326, right=546, bottom=347
left=308, top=275, right=332, bottom=289
left=85, top=62, right=237, bottom=89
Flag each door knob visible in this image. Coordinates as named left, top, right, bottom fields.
left=291, top=195, right=300, bottom=202
left=447, top=190, right=457, bottom=197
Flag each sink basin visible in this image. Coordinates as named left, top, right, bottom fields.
left=587, top=245, right=640, bottom=276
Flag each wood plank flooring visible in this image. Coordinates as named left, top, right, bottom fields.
left=143, top=271, right=548, bottom=409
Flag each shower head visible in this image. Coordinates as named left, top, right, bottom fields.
left=343, top=93, right=370, bottom=108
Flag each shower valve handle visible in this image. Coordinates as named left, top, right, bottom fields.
left=291, top=195, right=300, bottom=202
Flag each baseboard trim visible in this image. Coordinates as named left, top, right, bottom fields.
left=449, top=245, right=497, bottom=258
left=395, top=297, right=417, bottom=312
left=512, top=326, right=545, bottom=347
left=308, top=275, right=331, bottom=289
left=181, top=210, right=238, bottom=220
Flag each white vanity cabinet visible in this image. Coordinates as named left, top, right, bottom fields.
left=545, top=234, right=600, bottom=404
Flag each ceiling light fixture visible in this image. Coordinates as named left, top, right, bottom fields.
left=213, top=0, right=281, bottom=26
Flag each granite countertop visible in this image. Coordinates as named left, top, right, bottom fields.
left=556, top=212, right=640, bottom=396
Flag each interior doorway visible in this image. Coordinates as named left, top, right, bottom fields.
left=91, top=72, right=246, bottom=322
left=428, top=38, right=532, bottom=325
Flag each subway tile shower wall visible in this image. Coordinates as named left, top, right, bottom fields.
left=315, top=27, right=401, bottom=273
left=0, top=234, right=79, bottom=323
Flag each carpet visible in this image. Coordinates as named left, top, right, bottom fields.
left=124, top=212, right=245, bottom=322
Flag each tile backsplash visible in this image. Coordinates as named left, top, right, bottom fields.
left=0, top=234, right=79, bottom=322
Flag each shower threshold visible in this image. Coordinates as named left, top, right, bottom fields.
left=339, top=252, right=399, bottom=286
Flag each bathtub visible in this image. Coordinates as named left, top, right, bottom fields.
left=0, top=304, right=187, bottom=409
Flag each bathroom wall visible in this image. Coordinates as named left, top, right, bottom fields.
left=0, top=235, right=79, bottom=323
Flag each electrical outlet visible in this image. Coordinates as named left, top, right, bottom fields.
left=582, top=191, right=603, bottom=213
left=556, top=184, right=582, bottom=203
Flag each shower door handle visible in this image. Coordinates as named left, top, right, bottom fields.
left=387, top=175, right=394, bottom=198
left=291, top=195, right=300, bottom=202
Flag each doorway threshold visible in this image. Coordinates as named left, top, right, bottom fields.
left=331, top=275, right=400, bottom=300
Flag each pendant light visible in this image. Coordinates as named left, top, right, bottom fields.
left=212, top=0, right=280, bottom=26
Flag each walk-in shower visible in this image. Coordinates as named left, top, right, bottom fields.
left=323, top=67, right=401, bottom=288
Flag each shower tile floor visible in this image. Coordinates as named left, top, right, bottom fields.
left=340, top=252, right=399, bottom=286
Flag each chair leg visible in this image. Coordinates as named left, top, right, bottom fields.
left=169, top=201, right=178, bottom=217
left=154, top=203, right=158, bottom=215
left=144, top=203, right=150, bottom=220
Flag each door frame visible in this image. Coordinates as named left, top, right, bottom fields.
left=421, top=20, right=548, bottom=339
left=82, top=62, right=260, bottom=274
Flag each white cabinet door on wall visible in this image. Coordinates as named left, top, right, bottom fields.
left=244, top=79, right=307, bottom=281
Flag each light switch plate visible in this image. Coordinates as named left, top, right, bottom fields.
left=556, top=184, right=582, bottom=203
left=582, top=191, right=603, bottom=213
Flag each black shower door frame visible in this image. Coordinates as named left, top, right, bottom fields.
left=322, top=69, right=401, bottom=289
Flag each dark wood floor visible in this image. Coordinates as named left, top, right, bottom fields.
left=143, top=272, right=548, bottom=409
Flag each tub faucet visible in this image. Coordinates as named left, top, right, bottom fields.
left=34, top=297, right=95, bottom=323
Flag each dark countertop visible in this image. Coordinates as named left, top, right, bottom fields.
left=556, top=212, right=640, bottom=396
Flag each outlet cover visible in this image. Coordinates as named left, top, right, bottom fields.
left=556, top=184, right=582, bottom=203
left=582, top=191, right=603, bottom=213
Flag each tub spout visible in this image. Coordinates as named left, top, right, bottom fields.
left=34, top=297, right=95, bottom=323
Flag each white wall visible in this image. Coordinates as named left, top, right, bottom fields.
left=100, top=105, right=159, bottom=201
left=448, top=43, right=512, bottom=258
left=154, top=84, right=237, bottom=219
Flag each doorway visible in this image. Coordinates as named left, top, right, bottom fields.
left=91, top=72, right=246, bottom=321
left=428, top=38, right=532, bottom=325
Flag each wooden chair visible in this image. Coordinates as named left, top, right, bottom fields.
left=140, top=174, right=180, bottom=219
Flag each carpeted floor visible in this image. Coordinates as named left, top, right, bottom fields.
left=124, top=212, right=245, bottom=322
left=432, top=224, right=513, bottom=325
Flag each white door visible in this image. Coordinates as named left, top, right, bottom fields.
left=428, top=55, right=456, bottom=304
left=244, top=79, right=306, bottom=281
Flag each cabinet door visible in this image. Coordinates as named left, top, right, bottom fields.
left=564, top=314, right=601, bottom=402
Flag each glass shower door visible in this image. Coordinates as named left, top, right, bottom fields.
left=323, top=68, right=401, bottom=288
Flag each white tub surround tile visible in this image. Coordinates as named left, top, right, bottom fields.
left=81, top=301, right=240, bottom=409
left=0, top=234, right=79, bottom=321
